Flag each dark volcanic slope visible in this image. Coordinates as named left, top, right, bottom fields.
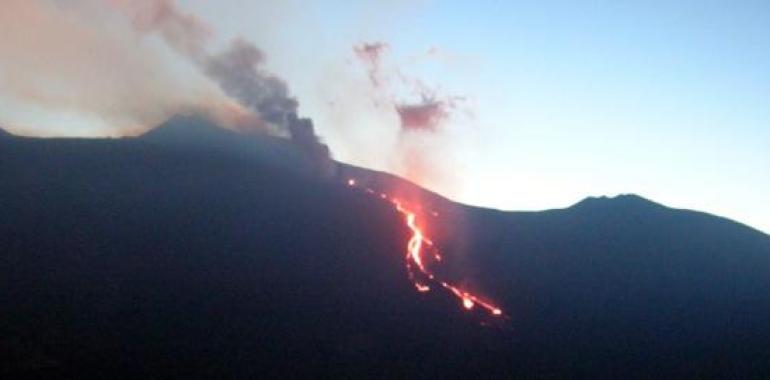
left=2, top=122, right=770, bottom=379
left=0, top=126, right=508, bottom=378
left=463, top=195, right=770, bottom=377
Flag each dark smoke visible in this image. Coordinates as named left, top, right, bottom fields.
left=205, top=39, right=299, bottom=131
left=203, top=39, right=333, bottom=175
left=115, top=0, right=333, bottom=175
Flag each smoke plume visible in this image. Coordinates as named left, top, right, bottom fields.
left=113, top=0, right=332, bottom=172
left=1, top=0, right=331, bottom=173
left=204, top=39, right=298, bottom=134
left=110, top=0, right=211, bottom=61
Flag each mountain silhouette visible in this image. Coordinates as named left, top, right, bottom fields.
left=1, top=119, right=769, bottom=378
left=0, top=127, right=12, bottom=139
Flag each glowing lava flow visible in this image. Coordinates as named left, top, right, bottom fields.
left=347, top=178, right=503, bottom=317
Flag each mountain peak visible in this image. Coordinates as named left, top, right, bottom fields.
left=0, top=126, right=12, bottom=139
left=138, top=113, right=319, bottom=175
left=570, top=193, right=664, bottom=211
left=140, top=114, right=237, bottom=143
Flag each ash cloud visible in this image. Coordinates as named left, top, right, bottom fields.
left=204, top=39, right=299, bottom=133
left=396, top=100, right=448, bottom=132
left=352, top=42, right=466, bottom=134
left=345, top=41, right=471, bottom=194
left=113, top=0, right=332, bottom=172
left=354, top=42, right=388, bottom=87
left=111, top=0, right=211, bottom=60
left=1, top=0, right=331, bottom=173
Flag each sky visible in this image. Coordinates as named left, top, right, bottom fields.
left=1, top=0, right=768, bottom=233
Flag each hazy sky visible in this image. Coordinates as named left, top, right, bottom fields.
left=2, top=0, right=768, bottom=233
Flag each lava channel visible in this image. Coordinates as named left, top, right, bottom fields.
left=347, top=178, right=504, bottom=317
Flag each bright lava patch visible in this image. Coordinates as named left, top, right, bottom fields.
left=347, top=178, right=504, bottom=318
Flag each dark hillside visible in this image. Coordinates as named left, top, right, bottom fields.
left=2, top=122, right=770, bottom=378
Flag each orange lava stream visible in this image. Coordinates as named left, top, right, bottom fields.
left=347, top=178, right=503, bottom=317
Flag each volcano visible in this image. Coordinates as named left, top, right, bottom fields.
left=2, top=117, right=770, bottom=378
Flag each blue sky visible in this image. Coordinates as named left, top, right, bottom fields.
left=2, top=0, right=768, bottom=233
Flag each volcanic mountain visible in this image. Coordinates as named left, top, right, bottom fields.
left=2, top=117, right=769, bottom=378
